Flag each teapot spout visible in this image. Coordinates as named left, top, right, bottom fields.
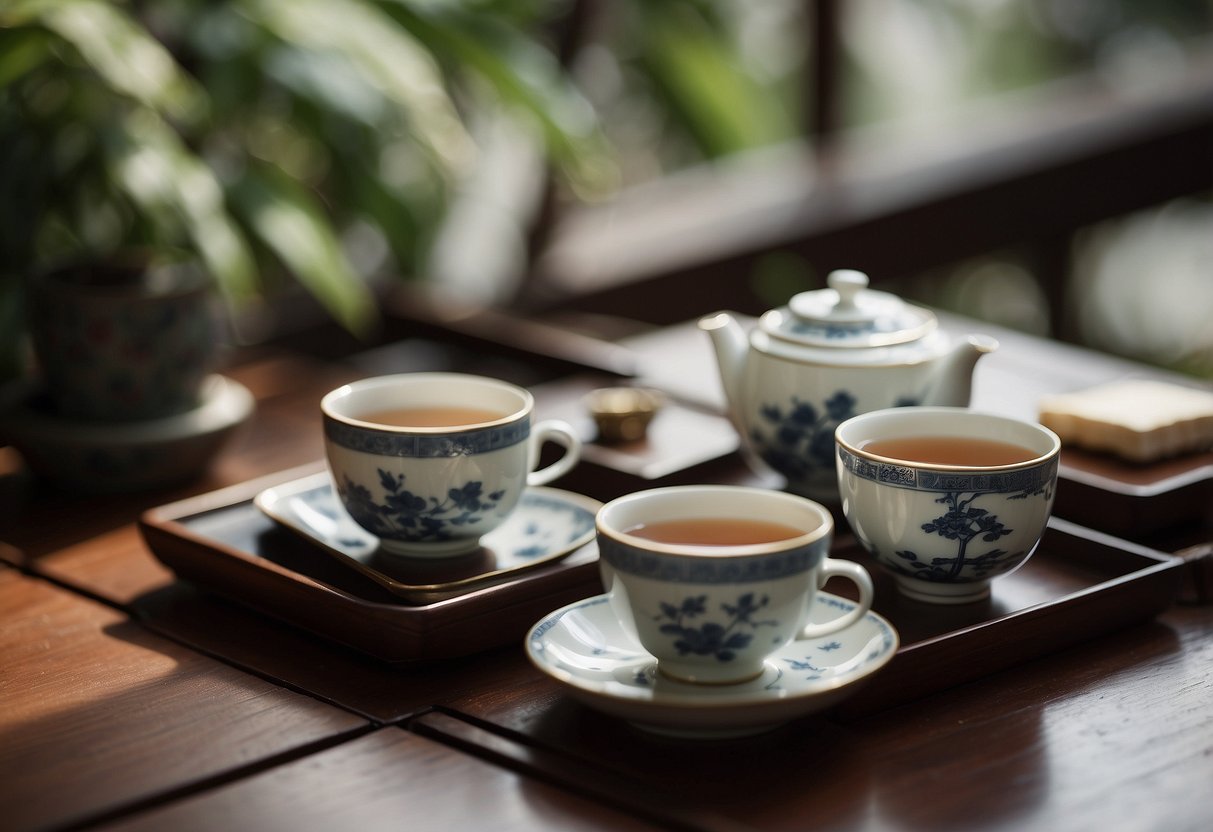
left=698, top=311, right=749, bottom=417
left=926, top=334, right=999, bottom=406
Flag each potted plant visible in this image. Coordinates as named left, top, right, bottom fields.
left=0, top=0, right=617, bottom=489
left=0, top=0, right=614, bottom=382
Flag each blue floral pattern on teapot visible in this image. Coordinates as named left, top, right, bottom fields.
left=750, top=390, right=920, bottom=492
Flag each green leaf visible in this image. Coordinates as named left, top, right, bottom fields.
left=14, top=0, right=206, bottom=125
left=346, top=161, right=437, bottom=277
left=640, top=5, right=794, bottom=156
left=104, top=108, right=259, bottom=303
left=0, top=29, right=51, bottom=89
left=0, top=0, right=51, bottom=23
left=262, top=45, right=388, bottom=129
left=230, top=164, right=379, bottom=336
left=243, top=0, right=474, bottom=177
left=387, top=3, right=615, bottom=193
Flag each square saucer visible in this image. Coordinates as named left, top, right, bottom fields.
left=255, top=471, right=601, bottom=603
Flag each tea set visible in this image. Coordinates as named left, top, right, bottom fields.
left=244, top=269, right=1058, bottom=737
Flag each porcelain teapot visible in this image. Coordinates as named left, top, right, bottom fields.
left=699, top=269, right=998, bottom=502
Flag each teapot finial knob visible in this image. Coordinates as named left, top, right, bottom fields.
left=828, top=269, right=869, bottom=312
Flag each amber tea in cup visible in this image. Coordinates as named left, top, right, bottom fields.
left=359, top=406, right=508, bottom=428
left=622, top=517, right=805, bottom=547
left=859, top=436, right=1038, bottom=466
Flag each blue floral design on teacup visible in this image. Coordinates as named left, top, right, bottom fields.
left=888, top=485, right=1051, bottom=582
left=337, top=468, right=505, bottom=544
left=653, top=593, right=779, bottom=664
left=837, top=440, right=1058, bottom=594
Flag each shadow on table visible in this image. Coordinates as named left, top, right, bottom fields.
left=520, top=697, right=873, bottom=830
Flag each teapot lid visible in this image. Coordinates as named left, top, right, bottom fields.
left=760, top=269, right=935, bottom=348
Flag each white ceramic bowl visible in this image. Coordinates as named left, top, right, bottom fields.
left=835, top=407, right=1060, bottom=604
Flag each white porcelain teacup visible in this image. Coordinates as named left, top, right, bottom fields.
left=835, top=406, right=1061, bottom=604
left=595, top=485, right=874, bottom=685
left=322, top=373, right=581, bottom=558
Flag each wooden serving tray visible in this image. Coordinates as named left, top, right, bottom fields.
left=1053, top=446, right=1213, bottom=539
left=401, top=518, right=1185, bottom=769
left=827, top=517, right=1183, bottom=717
left=138, top=469, right=604, bottom=663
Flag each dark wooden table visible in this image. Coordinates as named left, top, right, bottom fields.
left=2, top=308, right=1210, bottom=832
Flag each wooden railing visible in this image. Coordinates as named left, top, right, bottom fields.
left=521, top=47, right=1213, bottom=343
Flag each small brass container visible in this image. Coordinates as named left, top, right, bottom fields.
left=584, top=387, right=664, bottom=444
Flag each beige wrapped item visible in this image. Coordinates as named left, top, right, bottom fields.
left=1039, top=379, right=1213, bottom=463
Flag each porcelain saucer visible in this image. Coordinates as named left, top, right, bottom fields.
left=255, top=471, right=601, bottom=603
left=0, top=374, right=253, bottom=492
left=526, top=592, right=898, bottom=739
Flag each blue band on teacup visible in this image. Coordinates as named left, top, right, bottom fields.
left=599, top=536, right=826, bottom=584
left=324, top=415, right=530, bottom=457
left=837, top=446, right=1058, bottom=493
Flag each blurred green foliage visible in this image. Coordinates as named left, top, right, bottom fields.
left=0, top=0, right=612, bottom=375
left=2, top=0, right=1208, bottom=384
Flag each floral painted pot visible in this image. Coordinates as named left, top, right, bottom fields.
left=28, top=253, right=219, bottom=422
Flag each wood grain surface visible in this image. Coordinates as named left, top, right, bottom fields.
left=0, top=569, right=368, bottom=831
left=99, top=729, right=661, bottom=832
left=415, top=603, right=1212, bottom=832
left=1, top=316, right=1210, bottom=832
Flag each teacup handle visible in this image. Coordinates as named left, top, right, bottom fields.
left=798, top=557, right=874, bottom=640
left=527, top=419, right=582, bottom=486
